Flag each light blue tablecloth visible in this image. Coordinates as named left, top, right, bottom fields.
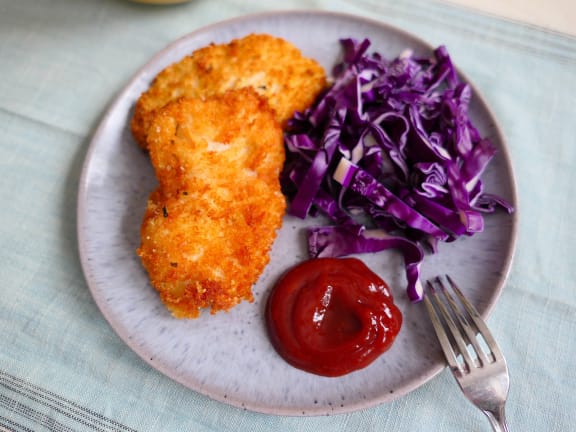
left=1, top=0, right=575, bottom=430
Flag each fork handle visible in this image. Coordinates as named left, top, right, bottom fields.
left=484, top=406, right=509, bottom=432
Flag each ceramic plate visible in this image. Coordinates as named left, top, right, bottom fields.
left=77, top=11, right=518, bottom=416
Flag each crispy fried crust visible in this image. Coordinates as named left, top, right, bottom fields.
left=137, top=88, right=286, bottom=318
left=131, top=33, right=327, bottom=148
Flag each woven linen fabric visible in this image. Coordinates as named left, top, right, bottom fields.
left=0, top=0, right=575, bottom=430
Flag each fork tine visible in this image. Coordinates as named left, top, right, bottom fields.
left=438, top=276, right=492, bottom=368
left=424, top=278, right=475, bottom=374
left=445, top=275, right=504, bottom=362
left=423, top=284, right=457, bottom=368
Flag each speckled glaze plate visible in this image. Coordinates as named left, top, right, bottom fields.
left=77, top=11, right=518, bottom=416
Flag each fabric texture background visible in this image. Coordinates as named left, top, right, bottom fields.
left=0, top=0, right=575, bottom=430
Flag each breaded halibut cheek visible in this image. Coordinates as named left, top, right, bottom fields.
left=137, top=89, right=286, bottom=318
left=131, top=33, right=327, bottom=149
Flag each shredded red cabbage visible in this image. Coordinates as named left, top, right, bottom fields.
left=281, top=38, right=514, bottom=302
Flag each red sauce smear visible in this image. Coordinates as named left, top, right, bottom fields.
left=265, top=257, right=402, bottom=377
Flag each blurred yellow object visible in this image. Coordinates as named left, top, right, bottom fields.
left=130, top=0, right=192, bottom=4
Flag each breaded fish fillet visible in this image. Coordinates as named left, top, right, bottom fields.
left=137, top=88, right=286, bottom=318
left=131, top=33, right=327, bottom=148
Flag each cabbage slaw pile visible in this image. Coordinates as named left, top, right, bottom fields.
left=281, top=38, right=514, bottom=302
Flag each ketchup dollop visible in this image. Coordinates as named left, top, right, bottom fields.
left=265, top=257, right=402, bottom=377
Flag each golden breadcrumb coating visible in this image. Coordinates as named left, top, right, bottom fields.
left=137, top=89, right=286, bottom=318
left=131, top=33, right=327, bottom=148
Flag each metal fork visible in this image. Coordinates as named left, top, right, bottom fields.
left=423, top=275, right=510, bottom=432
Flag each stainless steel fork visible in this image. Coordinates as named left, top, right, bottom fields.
left=423, top=275, right=510, bottom=432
